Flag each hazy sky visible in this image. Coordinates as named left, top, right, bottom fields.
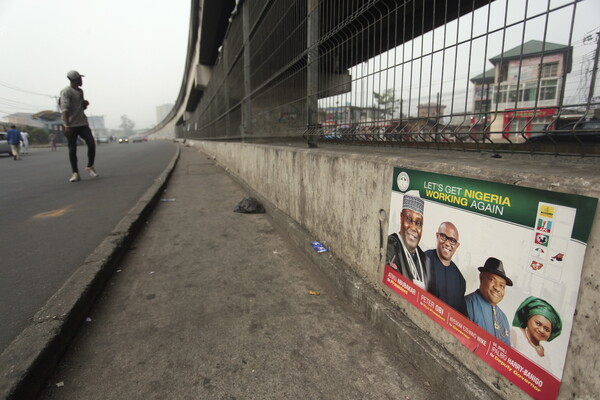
left=0, top=0, right=190, bottom=130
left=1, top=1, right=599, bottom=129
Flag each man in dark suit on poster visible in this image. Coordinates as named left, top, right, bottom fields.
left=425, top=222, right=468, bottom=316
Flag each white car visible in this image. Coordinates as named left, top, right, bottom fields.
left=0, top=132, right=13, bottom=156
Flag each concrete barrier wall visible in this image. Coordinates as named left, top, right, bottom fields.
left=191, top=139, right=600, bottom=399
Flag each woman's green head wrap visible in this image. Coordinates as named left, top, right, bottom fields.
left=512, top=296, right=562, bottom=342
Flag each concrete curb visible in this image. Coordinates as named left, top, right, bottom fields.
left=0, top=144, right=181, bottom=400
left=206, top=150, right=502, bottom=400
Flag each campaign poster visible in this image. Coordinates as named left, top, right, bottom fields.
left=383, top=167, right=597, bottom=400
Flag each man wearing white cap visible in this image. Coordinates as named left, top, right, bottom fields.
left=386, top=190, right=430, bottom=290
left=59, top=70, right=98, bottom=182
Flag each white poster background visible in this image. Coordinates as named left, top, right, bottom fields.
left=388, top=191, right=585, bottom=378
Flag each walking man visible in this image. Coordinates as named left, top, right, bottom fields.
left=59, top=70, right=98, bottom=182
left=49, top=132, right=57, bottom=151
left=20, top=130, right=29, bottom=154
left=6, top=125, right=23, bottom=160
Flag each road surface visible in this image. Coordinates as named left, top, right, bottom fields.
left=0, top=140, right=176, bottom=351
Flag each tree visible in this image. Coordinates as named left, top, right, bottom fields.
left=373, top=89, right=402, bottom=118
left=120, top=115, right=135, bottom=135
left=24, top=126, right=48, bottom=144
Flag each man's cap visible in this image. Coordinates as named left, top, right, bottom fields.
left=402, top=190, right=424, bottom=215
left=478, top=257, right=513, bottom=286
left=67, top=70, right=84, bottom=80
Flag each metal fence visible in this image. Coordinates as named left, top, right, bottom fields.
left=183, top=0, right=600, bottom=155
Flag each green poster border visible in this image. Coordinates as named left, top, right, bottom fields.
left=392, top=168, right=598, bottom=243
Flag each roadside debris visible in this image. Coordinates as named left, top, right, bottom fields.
left=85, top=317, right=92, bottom=322
left=56, top=381, right=64, bottom=388
left=160, top=198, right=176, bottom=202
left=310, top=241, right=328, bottom=253
left=308, top=290, right=320, bottom=296
left=234, top=197, right=265, bottom=213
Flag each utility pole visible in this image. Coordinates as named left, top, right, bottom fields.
left=435, top=92, right=440, bottom=139
left=587, top=31, right=600, bottom=108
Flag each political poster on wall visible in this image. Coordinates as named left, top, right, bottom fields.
left=383, top=167, right=597, bottom=400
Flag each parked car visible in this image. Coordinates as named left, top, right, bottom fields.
left=118, top=137, right=129, bottom=143
left=96, top=136, right=109, bottom=144
left=528, top=120, right=600, bottom=143
left=0, top=132, right=13, bottom=156
left=130, top=135, right=147, bottom=143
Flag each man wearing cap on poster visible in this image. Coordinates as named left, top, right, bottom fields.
left=465, top=257, right=513, bottom=345
left=386, top=191, right=430, bottom=290
left=425, top=222, right=468, bottom=316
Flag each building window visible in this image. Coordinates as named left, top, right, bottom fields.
left=495, top=85, right=509, bottom=104
left=540, top=79, right=558, bottom=101
left=496, top=80, right=558, bottom=104
left=495, top=84, right=523, bottom=104
left=520, top=82, right=537, bottom=102
left=540, top=62, right=559, bottom=78
left=508, top=87, right=519, bottom=103
left=474, top=100, right=491, bottom=113
left=475, top=84, right=491, bottom=99
left=509, top=118, right=528, bottom=133
left=530, top=117, right=553, bottom=133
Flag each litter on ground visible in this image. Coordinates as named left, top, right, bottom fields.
left=310, top=241, right=328, bottom=253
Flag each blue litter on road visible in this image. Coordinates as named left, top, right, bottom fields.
left=311, top=241, right=328, bottom=253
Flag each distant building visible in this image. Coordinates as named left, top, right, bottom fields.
left=319, top=105, right=387, bottom=127
left=87, top=115, right=108, bottom=137
left=471, top=40, right=573, bottom=142
left=3, top=112, right=45, bottom=128
left=417, top=103, right=446, bottom=119
left=156, top=104, right=174, bottom=124
left=470, top=68, right=495, bottom=115
left=469, top=68, right=495, bottom=134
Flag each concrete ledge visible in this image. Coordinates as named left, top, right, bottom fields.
left=217, top=153, right=502, bottom=400
left=193, top=140, right=600, bottom=399
left=0, top=145, right=181, bottom=400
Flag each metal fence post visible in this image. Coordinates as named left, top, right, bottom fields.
left=242, top=1, right=253, bottom=140
left=222, top=37, right=231, bottom=138
left=306, top=0, right=320, bottom=148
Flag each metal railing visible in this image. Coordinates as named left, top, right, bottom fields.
left=182, top=0, right=600, bottom=155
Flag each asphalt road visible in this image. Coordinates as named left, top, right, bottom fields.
left=0, top=140, right=177, bottom=352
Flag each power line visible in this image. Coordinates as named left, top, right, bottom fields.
left=0, top=96, right=48, bottom=109
left=0, top=80, right=54, bottom=98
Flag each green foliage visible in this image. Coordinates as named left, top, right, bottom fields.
left=119, top=115, right=135, bottom=135
left=24, top=126, right=49, bottom=144
left=373, top=89, right=402, bottom=118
